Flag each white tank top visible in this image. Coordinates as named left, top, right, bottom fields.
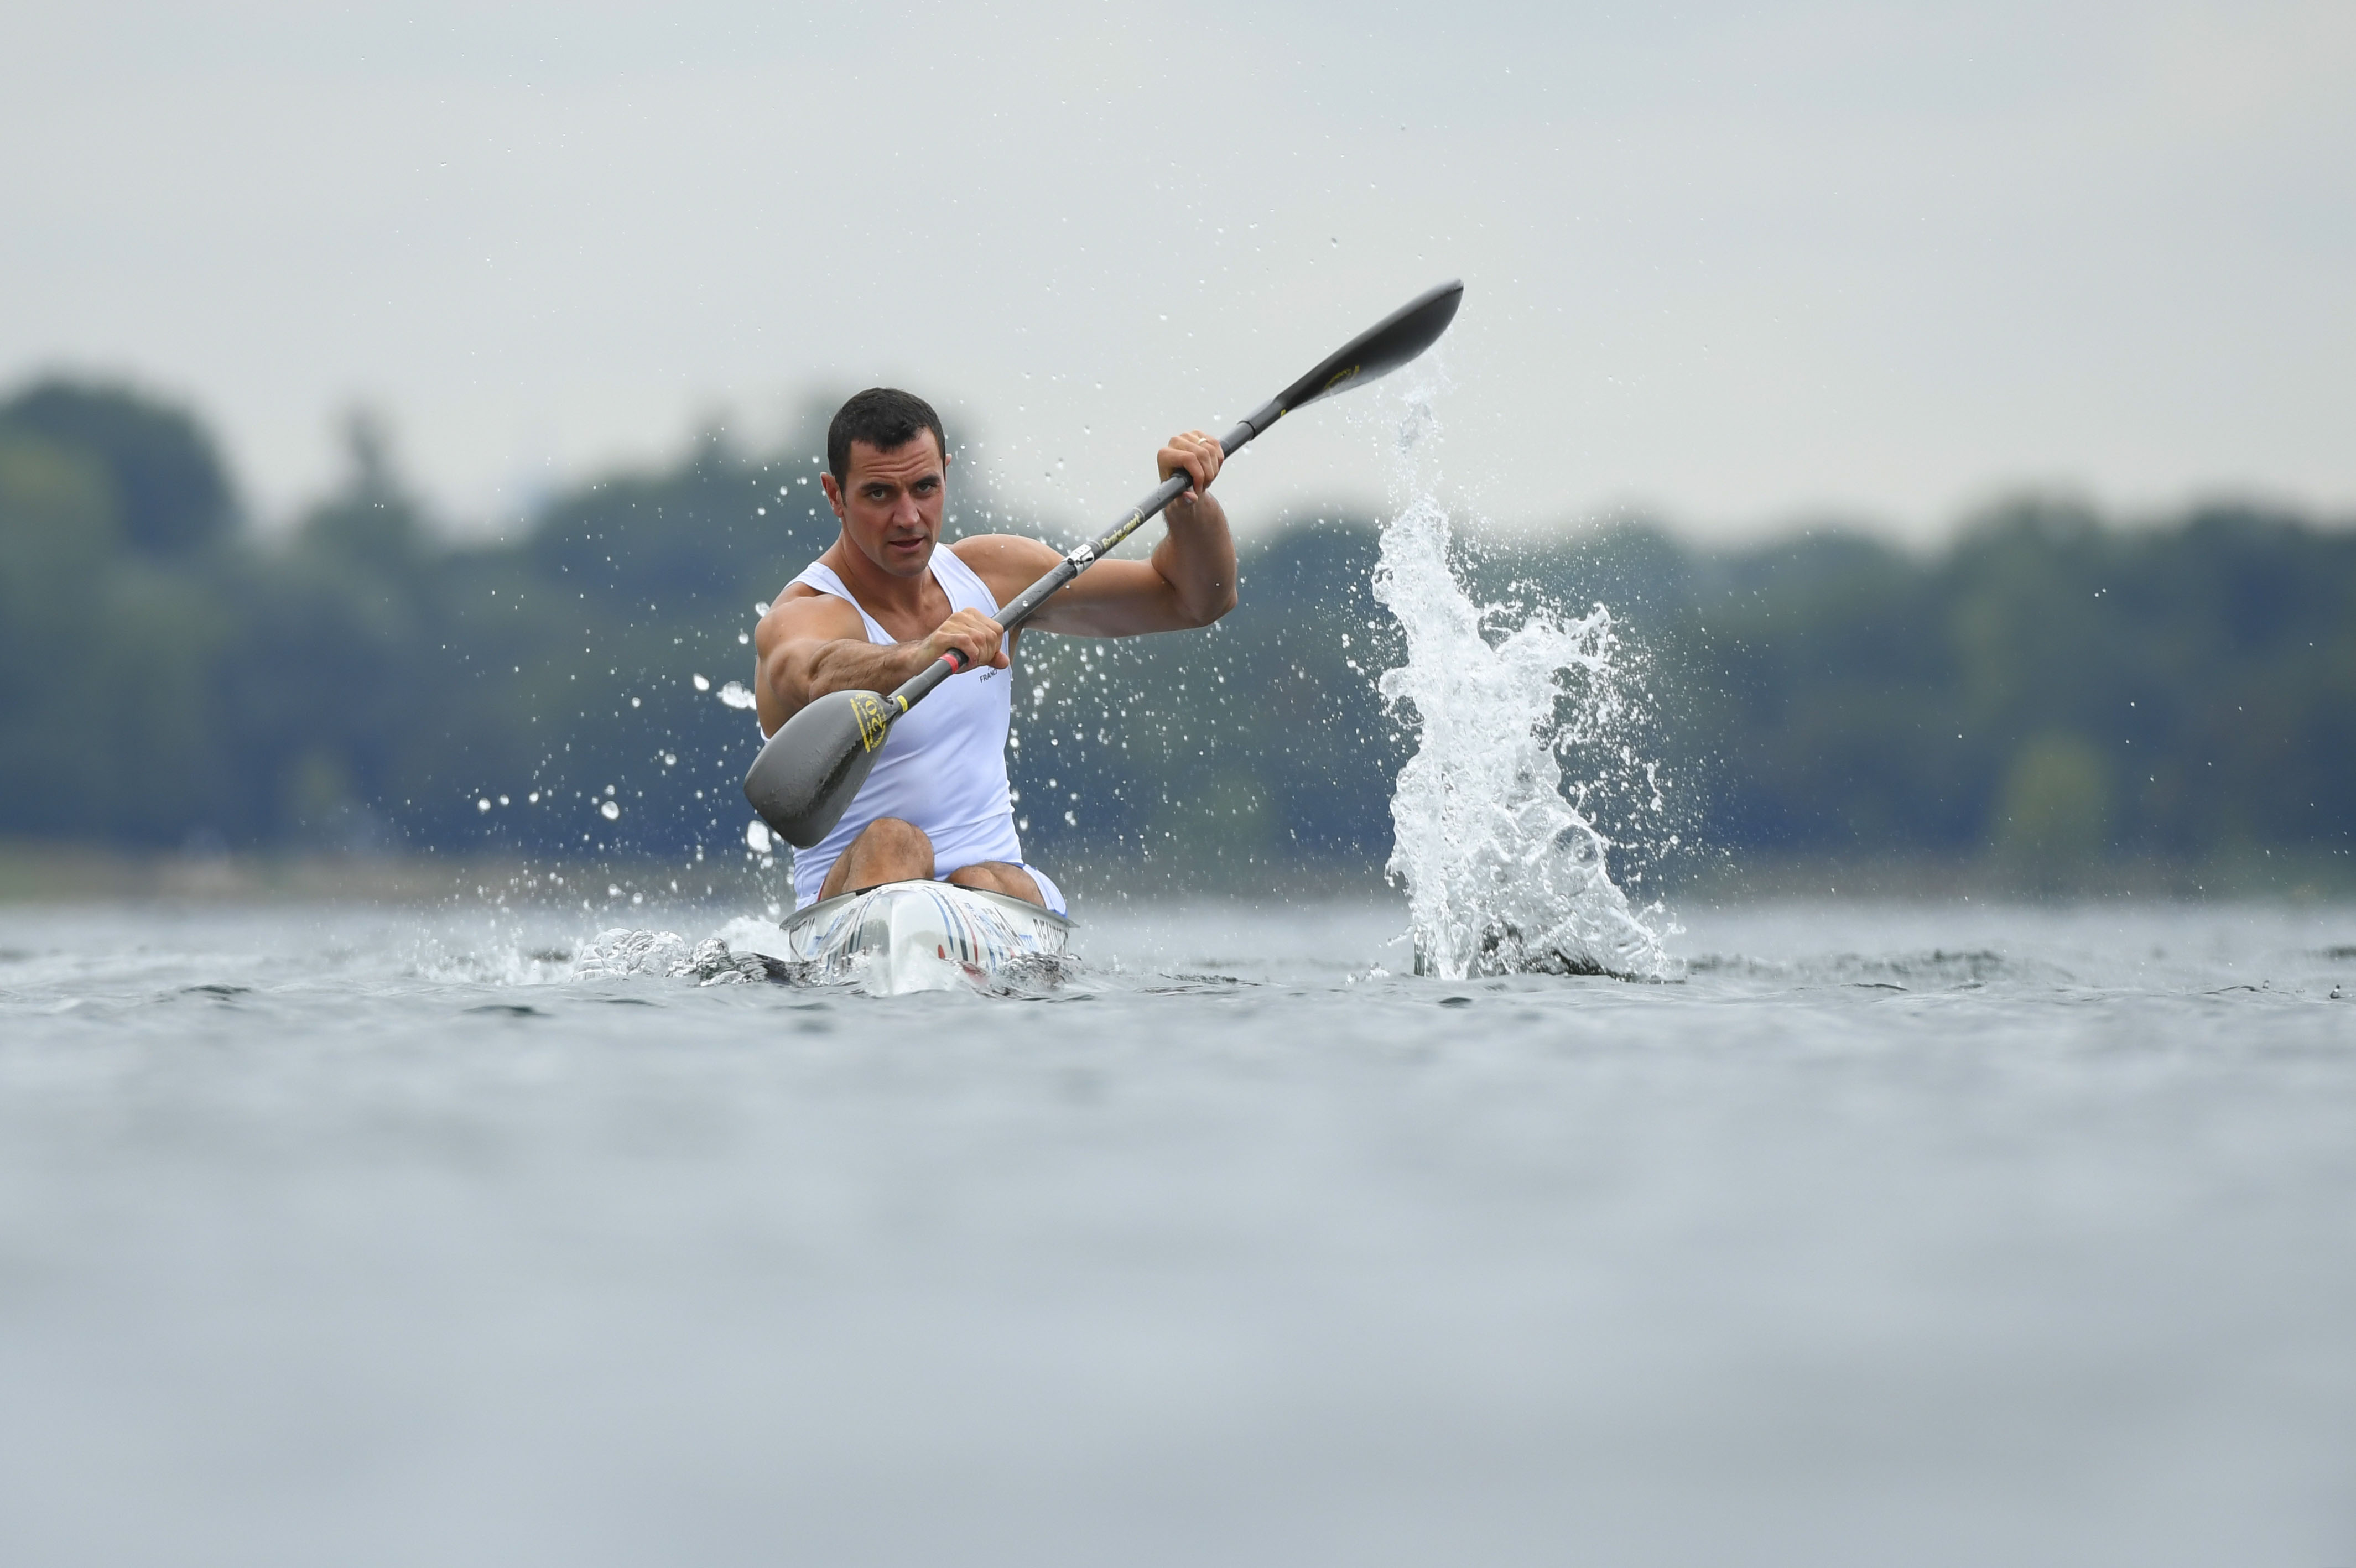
left=784, top=546, right=1025, bottom=908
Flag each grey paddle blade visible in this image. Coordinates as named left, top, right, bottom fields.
left=1261, top=279, right=1463, bottom=427
left=743, top=688, right=894, bottom=848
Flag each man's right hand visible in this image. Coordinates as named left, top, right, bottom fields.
left=921, top=606, right=1009, bottom=671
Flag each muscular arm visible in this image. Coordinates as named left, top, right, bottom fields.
left=953, top=431, right=1240, bottom=638
left=753, top=591, right=1006, bottom=737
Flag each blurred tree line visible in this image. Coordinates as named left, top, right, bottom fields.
left=2, top=376, right=2349, bottom=890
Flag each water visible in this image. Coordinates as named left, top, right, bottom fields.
left=1365, top=369, right=1676, bottom=981
left=2, top=380, right=2345, bottom=1561
left=4, top=895, right=2354, bottom=1566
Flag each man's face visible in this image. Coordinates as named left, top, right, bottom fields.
left=821, top=433, right=948, bottom=579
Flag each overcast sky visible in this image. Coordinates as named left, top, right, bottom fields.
left=4, top=0, right=2349, bottom=541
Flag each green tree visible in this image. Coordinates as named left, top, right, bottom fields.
left=0, top=434, right=121, bottom=829
left=0, top=379, right=237, bottom=555
left=1991, top=733, right=2113, bottom=888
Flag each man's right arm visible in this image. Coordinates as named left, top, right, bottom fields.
left=753, top=592, right=1007, bottom=737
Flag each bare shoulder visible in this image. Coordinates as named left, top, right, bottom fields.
left=950, top=533, right=1062, bottom=601
left=761, top=581, right=865, bottom=645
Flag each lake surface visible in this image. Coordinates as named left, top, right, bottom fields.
left=2, top=895, right=2353, bottom=1566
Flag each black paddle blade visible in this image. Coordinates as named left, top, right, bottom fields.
left=742, top=689, right=895, bottom=848
left=1268, top=279, right=1463, bottom=423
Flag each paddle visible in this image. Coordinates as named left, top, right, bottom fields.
left=745, top=278, right=1465, bottom=848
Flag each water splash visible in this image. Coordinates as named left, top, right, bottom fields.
left=1368, top=386, right=1677, bottom=982
left=572, top=926, right=807, bottom=984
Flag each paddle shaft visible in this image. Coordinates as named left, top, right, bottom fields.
left=880, top=405, right=1275, bottom=716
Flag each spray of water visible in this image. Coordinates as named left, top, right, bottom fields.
left=1367, top=381, right=1678, bottom=982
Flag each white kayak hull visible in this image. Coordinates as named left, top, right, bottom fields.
left=778, top=880, right=1074, bottom=995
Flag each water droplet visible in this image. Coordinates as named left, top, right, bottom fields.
left=717, top=681, right=757, bottom=711
left=600, top=800, right=621, bottom=821
left=693, top=674, right=711, bottom=691
left=746, top=820, right=773, bottom=853
left=477, top=798, right=492, bottom=813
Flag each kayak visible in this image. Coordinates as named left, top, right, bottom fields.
left=779, top=879, right=1074, bottom=994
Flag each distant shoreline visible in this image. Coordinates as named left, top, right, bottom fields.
left=3, top=839, right=2349, bottom=908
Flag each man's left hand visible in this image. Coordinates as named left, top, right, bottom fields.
left=1157, top=430, right=1224, bottom=503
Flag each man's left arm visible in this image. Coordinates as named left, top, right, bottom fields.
left=955, top=431, right=1237, bottom=637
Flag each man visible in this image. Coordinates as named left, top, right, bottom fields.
left=753, top=388, right=1236, bottom=915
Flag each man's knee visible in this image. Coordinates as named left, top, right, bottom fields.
left=945, top=860, right=1043, bottom=906
left=824, top=817, right=934, bottom=897
left=856, top=817, right=933, bottom=866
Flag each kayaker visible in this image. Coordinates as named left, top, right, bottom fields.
left=753, top=388, right=1236, bottom=914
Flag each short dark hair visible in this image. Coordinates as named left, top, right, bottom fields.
left=826, top=388, right=946, bottom=486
